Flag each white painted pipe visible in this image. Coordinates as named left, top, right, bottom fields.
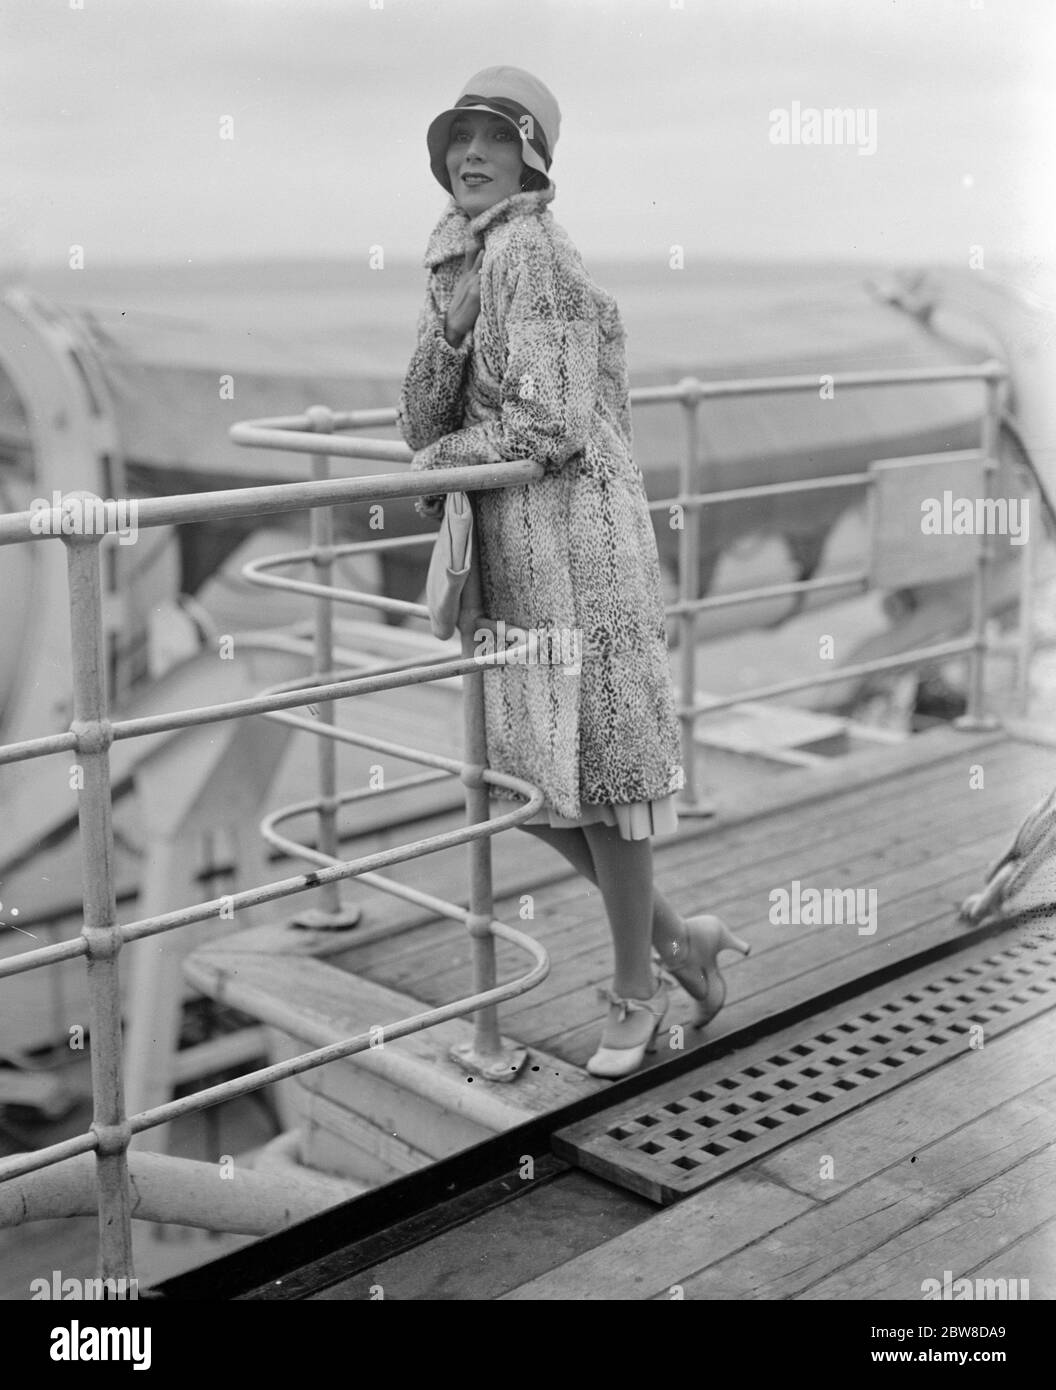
left=0, top=1141, right=362, bottom=1236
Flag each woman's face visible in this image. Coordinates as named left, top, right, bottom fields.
left=445, top=110, right=528, bottom=214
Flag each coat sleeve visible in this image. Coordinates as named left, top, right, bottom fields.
left=396, top=273, right=473, bottom=453
left=408, top=236, right=599, bottom=492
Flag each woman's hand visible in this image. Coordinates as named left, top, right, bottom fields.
left=466, top=612, right=529, bottom=653
left=444, top=246, right=484, bottom=347
left=414, top=493, right=446, bottom=523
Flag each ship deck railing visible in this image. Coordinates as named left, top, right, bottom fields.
left=0, top=356, right=1039, bottom=1287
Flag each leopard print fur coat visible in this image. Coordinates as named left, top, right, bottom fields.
left=397, top=183, right=682, bottom=818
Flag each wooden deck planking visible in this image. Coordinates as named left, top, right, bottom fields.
left=680, top=1041, right=1056, bottom=1300
left=340, top=734, right=1056, bottom=1070
left=538, top=877, right=1018, bottom=1069
left=526, top=817, right=1015, bottom=1021
left=366, top=817, right=1044, bottom=1056
left=502, top=980, right=1056, bottom=1301
left=798, top=1142, right=1056, bottom=1300
left=449, top=888, right=972, bottom=1065
left=345, top=730, right=1043, bottom=1005
left=753, top=1002, right=1056, bottom=1204
left=499, top=761, right=1032, bottom=974
left=309, top=1169, right=657, bottom=1302
left=970, top=1217, right=1056, bottom=1291
left=337, top=729, right=1010, bottom=976
left=421, top=813, right=1016, bottom=1017
left=527, top=764, right=1052, bottom=1052
left=336, top=726, right=1008, bottom=975
left=362, top=728, right=1046, bottom=975
left=500, top=1172, right=816, bottom=1301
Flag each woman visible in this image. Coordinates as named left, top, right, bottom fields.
left=397, top=65, right=748, bottom=1078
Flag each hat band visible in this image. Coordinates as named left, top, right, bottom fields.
left=454, top=93, right=552, bottom=168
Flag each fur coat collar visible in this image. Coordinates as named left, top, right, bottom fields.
left=422, top=184, right=557, bottom=269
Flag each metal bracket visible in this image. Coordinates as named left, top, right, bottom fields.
left=449, top=1039, right=529, bottom=1083
left=291, top=904, right=363, bottom=931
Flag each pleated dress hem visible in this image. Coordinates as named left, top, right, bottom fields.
left=490, top=792, right=679, bottom=842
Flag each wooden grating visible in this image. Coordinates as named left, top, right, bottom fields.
left=553, top=927, right=1056, bottom=1204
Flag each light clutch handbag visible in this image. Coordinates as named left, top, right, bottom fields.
left=425, top=490, right=474, bottom=641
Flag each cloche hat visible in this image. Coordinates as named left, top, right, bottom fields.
left=427, top=65, right=561, bottom=194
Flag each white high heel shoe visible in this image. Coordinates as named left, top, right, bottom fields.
left=656, top=914, right=751, bottom=1028
left=586, top=977, right=669, bottom=1079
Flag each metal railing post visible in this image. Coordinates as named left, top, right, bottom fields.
left=956, top=379, right=1002, bottom=731
left=450, top=502, right=528, bottom=1082
left=291, top=405, right=361, bottom=928
left=64, top=518, right=135, bottom=1282
left=675, top=378, right=714, bottom=814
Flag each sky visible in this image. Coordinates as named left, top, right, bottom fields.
left=2, top=0, right=1054, bottom=272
